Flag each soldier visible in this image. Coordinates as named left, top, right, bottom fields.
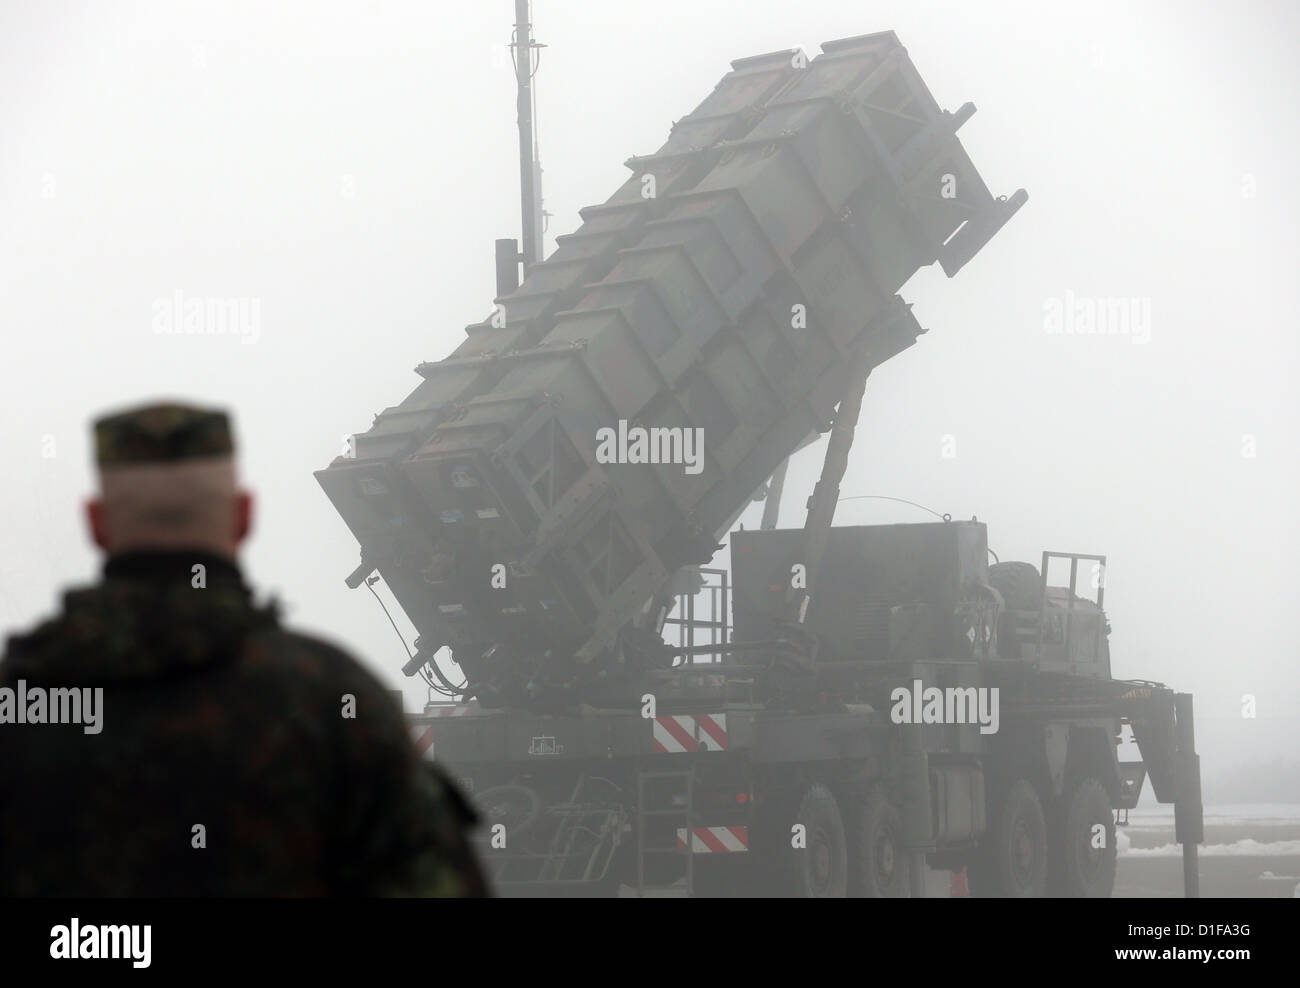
left=0, top=401, right=489, bottom=896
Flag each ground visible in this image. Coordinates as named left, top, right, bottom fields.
left=927, top=804, right=1300, bottom=898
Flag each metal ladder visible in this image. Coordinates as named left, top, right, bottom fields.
left=635, top=768, right=696, bottom=897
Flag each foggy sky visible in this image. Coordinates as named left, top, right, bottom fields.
left=2, top=0, right=1296, bottom=796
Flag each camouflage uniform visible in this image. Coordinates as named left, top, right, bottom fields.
left=0, top=403, right=488, bottom=896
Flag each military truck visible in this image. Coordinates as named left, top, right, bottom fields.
left=317, top=30, right=1203, bottom=896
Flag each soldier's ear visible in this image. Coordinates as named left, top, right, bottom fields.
left=86, top=498, right=110, bottom=551
left=234, top=490, right=253, bottom=545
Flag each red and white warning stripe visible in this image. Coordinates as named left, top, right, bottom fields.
left=696, top=713, right=727, bottom=751
left=676, top=826, right=749, bottom=853
left=409, top=704, right=479, bottom=757
left=652, top=713, right=728, bottom=753
left=652, top=715, right=698, bottom=752
left=409, top=722, right=436, bottom=756
left=424, top=704, right=472, bottom=717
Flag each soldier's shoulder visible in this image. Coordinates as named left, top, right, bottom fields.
left=0, top=584, right=114, bottom=675
left=421, top=760, right=480, bottom=827
left=2, top=610, right=63, bottom=654
left=3, top=583, right=98, bottom=647
left=251, top=626, right=358, bottom=666
left=243, top=626, right=399, bottom=704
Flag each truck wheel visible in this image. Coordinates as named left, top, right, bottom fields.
left=988, top=562, right=1042, bottom=612
left=969, top=779, right=1048, bottom=897
left=854, top=787, right=909, bottom=897
left=1051, top=778, right=1117, bottom=897
left=788, top=784, right=848, bottom=897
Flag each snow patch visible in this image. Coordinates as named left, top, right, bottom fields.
left=1120, top=838, right=1300, bottom=858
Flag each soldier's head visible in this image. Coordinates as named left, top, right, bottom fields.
left=85, top=401, right=252, bottom=559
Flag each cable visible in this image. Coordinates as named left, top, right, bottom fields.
left=362, top=574, right=470, bottom=695
left=838, top=494, right=1003, bottom=563
left=836, top=494, right=950, bottom=521
left=365, top=576, right=413, bottom=659
left=529, top=0, right=542, bottom=81
left=427, top=653, right=469, bottom=695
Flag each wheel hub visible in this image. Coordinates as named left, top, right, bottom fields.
left=876, top=834, right=896, bottom=879
left=812, top=837, right=831, bottom=889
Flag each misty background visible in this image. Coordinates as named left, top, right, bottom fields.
left=2, top=0, right=1296, bottom=802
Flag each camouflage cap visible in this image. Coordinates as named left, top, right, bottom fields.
left=93, top=402, right=234, bottom=468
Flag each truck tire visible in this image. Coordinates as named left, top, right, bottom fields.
left=988, top=561, right=1042, bottom=612
left=969, top=779, right=1048, bottom=897
left=786, top=783, right=849, bottom=897
left=1051, top=777, right=1117, bottom=897
left=854, top=787, right=909, bottom=897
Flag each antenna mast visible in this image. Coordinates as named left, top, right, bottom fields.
left=512, top=0, right=545, bottom=272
